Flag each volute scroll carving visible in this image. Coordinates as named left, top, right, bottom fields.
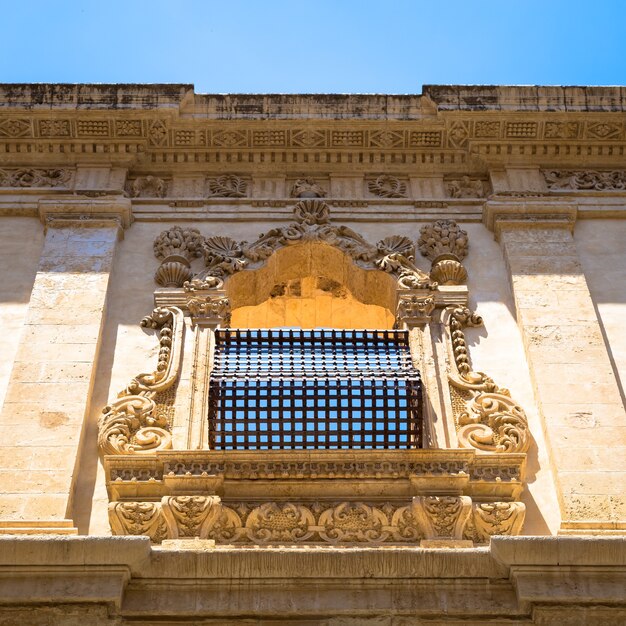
left=443, top=306, right=530, bottom=454
left=98, top=307, right=185, bottom=455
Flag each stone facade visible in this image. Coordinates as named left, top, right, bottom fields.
left=0, top=84, right=624, bottom=623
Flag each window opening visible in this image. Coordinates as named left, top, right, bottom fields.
left=208, top=328, right=422, bottom=450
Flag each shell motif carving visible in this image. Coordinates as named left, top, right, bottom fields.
left=444, top=306, right=530, bottom=454
left=368, top=175, right=407, bottom=198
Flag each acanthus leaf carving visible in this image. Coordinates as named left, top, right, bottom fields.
left=190, top=199, right=433, bottom=290
left=98, top=307, right=184, bottom=455
left=206, top=175, right=248, bottom=198
left=161, top=495, right=223, bottom=539
left=411, top=495, right=472, bottom=539
left=396, top=295, right=435, bottom=325
left=543, top=169, right=626, bottom=191
left=444, top=306, right=530, bottom=454
left=108, top=501, right=168, bottom=543
left=470, top=502, right=525, bottom=543
left=318, top=502, right=389, bottom=543
left=246, top=502, right=316, bottom=543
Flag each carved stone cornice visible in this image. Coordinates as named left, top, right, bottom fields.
left=38, top=195, right=133, bottom=230
left=483, top=199, right=577, bottom=239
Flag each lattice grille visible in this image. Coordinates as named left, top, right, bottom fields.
left=208, top=329, right=422, bottom=450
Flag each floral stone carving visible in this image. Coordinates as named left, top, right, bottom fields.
left=108, top=497, right=525, bottom=545
left=0, top=168, right=72, bottom=188
left=153, top=226, right=205, bottom=288
left=543, top=169, right=626, bottom=190
left=128, top=175, right=168, bottom=198
left=368, top=175, right=407, bottom=198
left=206, top=175, right=247, bottom=197
left=444, top=307, right=530, bottom=454
left=185, top=199, right=432, bottom=290
left=446, top=176, right=485, bottom=198
left=418, top=219, right=468, bottom=285
left=98, top=307, right=184, bottom=455
left=290, top=178, right=327, bottom=198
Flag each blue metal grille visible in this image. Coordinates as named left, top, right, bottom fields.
left=208, top=329, right=422, bottom=450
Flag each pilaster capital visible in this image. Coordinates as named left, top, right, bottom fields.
left=38, top=195, right=133, bottom=234
left=483, top=199, right=577, bottom=240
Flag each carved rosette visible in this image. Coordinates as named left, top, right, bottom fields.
left=108, top=497, right=525, bottom=544
left=418, top=220, right=468, bottom=285
left=444, top=306, right=530, bottom=454
left=98, top=307, right=184, bottom=455
left=153, top=226, right=205, bottom=288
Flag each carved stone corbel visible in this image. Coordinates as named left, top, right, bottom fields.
left=418, top=219, right=468, bottom=285
left=468, top=502, right=526, bottom=543
left=411, top=495, right=472, bottom=540
left=443, top=306, right=530, bottom=453
left=161, top=495, right=223, bottom=539
left=396, top=294, right=435, bottom=327
left=98, top=307, right=185, bottom=455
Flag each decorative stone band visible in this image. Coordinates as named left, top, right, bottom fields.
left=443, top=306, right=530, bottom=454
left=98, top=307, right=184, bottom=455
left=109, top=496, right=525, bottom=545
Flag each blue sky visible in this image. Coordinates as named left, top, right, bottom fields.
left=2, top=0, right=625, bottom=92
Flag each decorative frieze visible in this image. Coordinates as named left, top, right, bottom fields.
left=108, top=496, right=525, bottom=545
left=543, top=169, right=626, bottom=190
left=0, top=168, right=72, bottom=188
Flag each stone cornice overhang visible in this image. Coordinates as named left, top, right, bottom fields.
left=0, top=536, right=624, bottom=620
left=1, top=84, right=626, bottom=171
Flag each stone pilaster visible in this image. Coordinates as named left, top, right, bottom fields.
left=0, top=198, right=130, bottom=533
left=485, top=200, right=626, bottom=532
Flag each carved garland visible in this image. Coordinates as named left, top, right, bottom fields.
left=443, top=307, right=530, bottom=453
left=109, top=497, right=525, bottom=544
left=98, top=307, right=184, bottom=455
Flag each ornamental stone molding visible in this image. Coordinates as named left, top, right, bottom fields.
left=443, top=306, right=530, bottom=454
left=107, top=495, right=526, bottom=545
left=543, top=169, right=626, bottom=190
left=98, top=307, right=185, bottom=455
left=0, top=167, right=72, bottom=188
left=367, top=175, right=408, bottom=198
